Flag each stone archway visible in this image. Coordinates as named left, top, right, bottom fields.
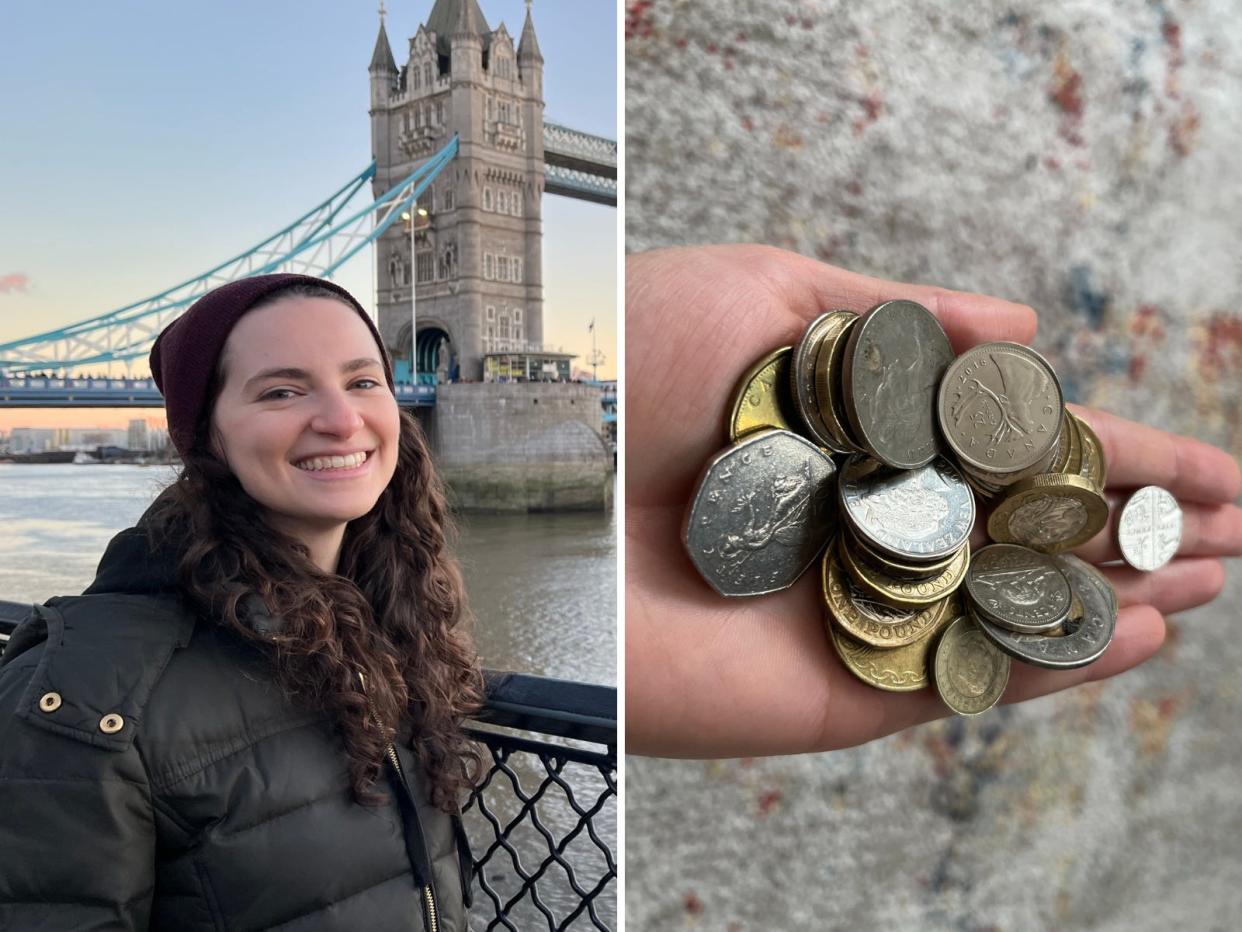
left=416, top=326, right=455, bottom=383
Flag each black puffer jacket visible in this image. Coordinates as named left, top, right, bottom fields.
left=0, top=527, right=471, bottom=931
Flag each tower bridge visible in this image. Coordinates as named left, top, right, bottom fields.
left=0, top=0, right=614, bottom=393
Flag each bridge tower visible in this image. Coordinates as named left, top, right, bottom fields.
left=369, top=0, right=544, bottom=382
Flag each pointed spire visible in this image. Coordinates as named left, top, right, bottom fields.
left=453, top=0, right=487, bottom=37
left=369, top=14, right=397, bottom=73
left=519, top=0, right=542, bottom=62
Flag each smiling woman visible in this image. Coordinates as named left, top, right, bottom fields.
left=0, top=274, right=481, bottom=931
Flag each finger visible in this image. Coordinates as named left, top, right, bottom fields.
left=1000, top=604, right=1166, bottom=705
left=1070, top=405, right=1242, bottom=505
left=1101, top=558, right=1226, bottom=615
left=699, top=244, right=1040, bottom=349
left=1073, top=496, right=1242, bottom=564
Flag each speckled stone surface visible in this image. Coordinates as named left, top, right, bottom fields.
left=625, top=1, right=1242, bottom=929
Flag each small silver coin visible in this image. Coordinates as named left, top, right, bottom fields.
left=938, top=342, right=1064, bottom=476
left=1118, top=486, right=1182, bottom=572
left=964, top=544, right=1071, bottom=633
left=975, top=554, right=1116, bottom=669
left=791, top=311, right=855, bottom=454
left=683, top=429, right=838, bottom=597
left=838, top=455, right=974, bottom=563
left=840, top=300, right=954, bottom=470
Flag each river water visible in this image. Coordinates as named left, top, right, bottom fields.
left=0, top=463, right=616, bottom=927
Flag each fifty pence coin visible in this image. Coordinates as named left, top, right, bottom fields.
left=838, top=455, right=974, bottom=563
left=1118, top=486, right=1182, bottom=571
left=841, top=300, right=955, bottom=469
left=975, top=554, right=1116, bottom=669
left=965, top=544, right=1071, bottom=633
left=938, top=342, right=1064, bottom=476
left=986, top=473, right=1109, bottom=553
left=791, top=312, right=856, bottom=454
left=727, top=346, right=800, bottom=442
left=684, top=429, right=838, bottom=597
left=933, top=616, right=1011, bottom=715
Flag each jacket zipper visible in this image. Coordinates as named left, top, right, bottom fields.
left=362, top=673, right=440, bottom=932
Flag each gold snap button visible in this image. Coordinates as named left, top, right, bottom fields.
left=99, top=713, right=125, bottom=734
left=38, top=692, right=62, bottom=713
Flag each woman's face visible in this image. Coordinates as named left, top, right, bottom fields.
left=210, top=295, right=400, bottom=542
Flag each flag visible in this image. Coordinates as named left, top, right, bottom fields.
left=588, top=319, right=595, bottom=332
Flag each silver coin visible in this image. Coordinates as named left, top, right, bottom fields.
left=838, top=454, right=974, bottom=563
left=975, top=554, right=1116, bottom=669
left=683, top=429, right=838, bottom=597
left=1118, top=486, right=1182, bottom=572
left=840, top=300, right=954, bottom=470
left=790, top=311, right=855, bottom=454
left=964, top=544, right=1071, bottom=633
left=938, top=342, right=1064, bottom=476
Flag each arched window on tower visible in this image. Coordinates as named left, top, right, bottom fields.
left=436, top=101, right=444, bottom=124
left=424, top=62, right=432, bottom=86
left=413, top=67, right=421, bottom=91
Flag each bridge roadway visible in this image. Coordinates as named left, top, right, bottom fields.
left=0, top=376, right=617, bottom=414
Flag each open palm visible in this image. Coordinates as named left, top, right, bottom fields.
left=626, top=245, right=1242, bottom=757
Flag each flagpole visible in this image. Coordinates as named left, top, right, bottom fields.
left=590, top=318, right=597, bottom=381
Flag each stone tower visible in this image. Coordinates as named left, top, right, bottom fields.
left=368, top=0, right=545, bottom=382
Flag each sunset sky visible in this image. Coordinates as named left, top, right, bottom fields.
left=0, top=0, right=617, bottom=432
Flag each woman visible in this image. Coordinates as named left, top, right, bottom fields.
left=0, top=273, right=482, bottom=931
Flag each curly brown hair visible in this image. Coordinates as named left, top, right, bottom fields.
left=143, top=285, right=482, bottom=811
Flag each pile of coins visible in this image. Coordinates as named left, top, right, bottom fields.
left=684, top=300, right=1180, bottom=716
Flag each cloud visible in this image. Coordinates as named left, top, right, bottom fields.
left=0, top=273, right=30, bottom=294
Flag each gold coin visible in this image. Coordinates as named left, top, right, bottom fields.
left=727, top=346, right=799, bottom=442
left=838, top=536, right=970, bottom=608
left=933, top=616, right=1010, bottom=715
left=844, top=525, right=957, bottom=580
left=821, top=544, right=954, bottom=648
left=986, top=472, right=1109, bottom=553
left=813, top=314, right=865, bottom=454
left=827, top=607, right=954, bottom=692
left=1062, top=407, right=1084, bottom=475
left=1048, top=410, right=1074, bottom=473
left=1071, top=411, right=1108, bottom=489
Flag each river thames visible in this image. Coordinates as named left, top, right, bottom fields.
left=0, top=462, right=616, bottom=928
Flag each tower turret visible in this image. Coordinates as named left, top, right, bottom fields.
left=518, top=1, right=543, bottom=100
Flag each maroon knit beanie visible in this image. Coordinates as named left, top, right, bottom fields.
left=150, top=273, right=393, bottom=456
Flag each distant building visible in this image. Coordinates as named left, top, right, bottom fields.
left=128, top=419, right=149, bottom=452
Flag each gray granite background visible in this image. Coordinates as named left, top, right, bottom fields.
left=625, top=1, right=1242, bottom=929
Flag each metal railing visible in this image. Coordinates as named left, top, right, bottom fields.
left=0, top=601, right=616, bottom=931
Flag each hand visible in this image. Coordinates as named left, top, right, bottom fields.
left=625, top=244, right=1242, bottom=757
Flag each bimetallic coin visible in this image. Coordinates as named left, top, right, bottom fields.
left=827, top=608, right=954, bottom=692
left=975, top=554, right=1116, bottom=669
left=1072, top=412, right=1108, bottom=488
left=841, top=300, right=954, bottom=470
left=1048, top=411, right=1074, bottom=474
left=839, top=536, right=970, bottom=608
left=727, top=346, right=800, bottom=443
left=791, top=312, right=857, bottom=453
left=684, top=429, right=838, bottom=597
left=986, top=473, right=1109, bottom=553
left=839, top=455, right=974, bottom=563
left=846, top=526, right=958, bottom=580
left=1062, top=408, right=1084, bottom=475
left=933, top=616, right=1010, bottom=715
left=938, top=342, right=1064, bottom=475
left=822, top=544, right=953, bottom=648
left=965, top=544, right=1071, bottom=633
left=813, top=313, right=865, bottom=454
left=1118, top=486, right=1182, bottom=571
